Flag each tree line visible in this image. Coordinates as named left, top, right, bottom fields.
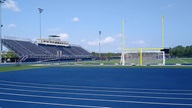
left=170, top=45, right=192, bottom=57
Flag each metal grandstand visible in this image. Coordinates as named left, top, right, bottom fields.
left=1, top=36, right=93, bottom=62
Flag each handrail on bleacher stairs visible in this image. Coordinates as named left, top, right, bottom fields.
left=17, top=55, right=28, bottom=62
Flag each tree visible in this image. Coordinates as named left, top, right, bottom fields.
left=170, top=45, right=192, bottom=58
left=2, top=50, right=18, bottom=62
left=91, top=52, right=99, bottom=57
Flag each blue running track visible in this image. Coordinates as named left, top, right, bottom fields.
left=0, top=67, right=192, bottom=108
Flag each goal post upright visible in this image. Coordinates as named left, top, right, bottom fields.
left=122, top=19, right=125, bottom=50
left=162, top=16, right=165, bottom=49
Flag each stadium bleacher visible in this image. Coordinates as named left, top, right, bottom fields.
left=1, top=39, right=33, bottom=57
left=72, top=46, right=91, bottom=55
left=2, top=39, right=93, bottom=62
left=16, top=40, right=46, bottom=55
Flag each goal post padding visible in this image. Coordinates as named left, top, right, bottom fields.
left=120, top=50, right=165, bottom=66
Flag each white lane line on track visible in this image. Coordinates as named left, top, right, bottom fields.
left=0, top=80, right=192, bottom=92
left=0, top=92, right=192, bottom=106
left=0, top=98, right=110, bottom=108
left=0, top=87, right=192, bottom=100
left=0, top=83, right=192, bottom=96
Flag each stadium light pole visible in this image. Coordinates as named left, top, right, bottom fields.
left=0, top=0, right=6, bottom=64
left=99, top=31, right=101, bottom=59
left=38, top=8, right=43, bottom=39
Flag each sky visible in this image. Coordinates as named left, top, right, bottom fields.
left=1, top=0, right=192, bottom=53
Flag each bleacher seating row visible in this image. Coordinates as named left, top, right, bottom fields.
left=1, top=39, right=93, bottom=62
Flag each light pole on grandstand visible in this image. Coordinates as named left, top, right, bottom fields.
left=0, top=0, right=6, bottom=64
left=38, top=8, right=43, bottom=39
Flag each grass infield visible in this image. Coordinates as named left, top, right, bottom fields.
left=0, top=58, right=192, bottom=72
left=0, top=65, right=44, bottom=72
left=0, top=64, right=191, bottom=73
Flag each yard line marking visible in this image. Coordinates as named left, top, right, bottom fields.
left=0, top=98, right=110, bottom=108
left=1, top=88, right=192, bottom=100
left=1, top=92, right=192, bottom=106
left=177, top=58, right=189, bottom=64
left=0, top=80, right=192, bottom=92
left=0, top=83, right=192, bottom=96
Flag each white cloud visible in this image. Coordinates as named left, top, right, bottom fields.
left=101, top=37, right=114, bottom=44
left=72, top=17, right=80, bottom=22
left=2, top=0, right=20, bottom=12
left=88, top=40, right=98, bottom=46
left=58, top=33, right=69, bottom=40
left=88, top=37, right=115, bottom=46
left=7, top=23, right=16, bottom=28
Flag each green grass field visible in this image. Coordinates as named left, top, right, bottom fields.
left=166, top=58, right=192, bottom=64
left=0, top=58, right=192, bottom=72
left=0, top=65, right=44, bottom=72
left=72, top=58, right=192, bottom=65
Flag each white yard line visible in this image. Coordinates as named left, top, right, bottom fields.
left=0, top=80, right=192, bottom=92
left=177, top=58, right=189, bottom=64
left=0, top=92, right=192, bottom=106
left=0, top=83, right=192, bottom=96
